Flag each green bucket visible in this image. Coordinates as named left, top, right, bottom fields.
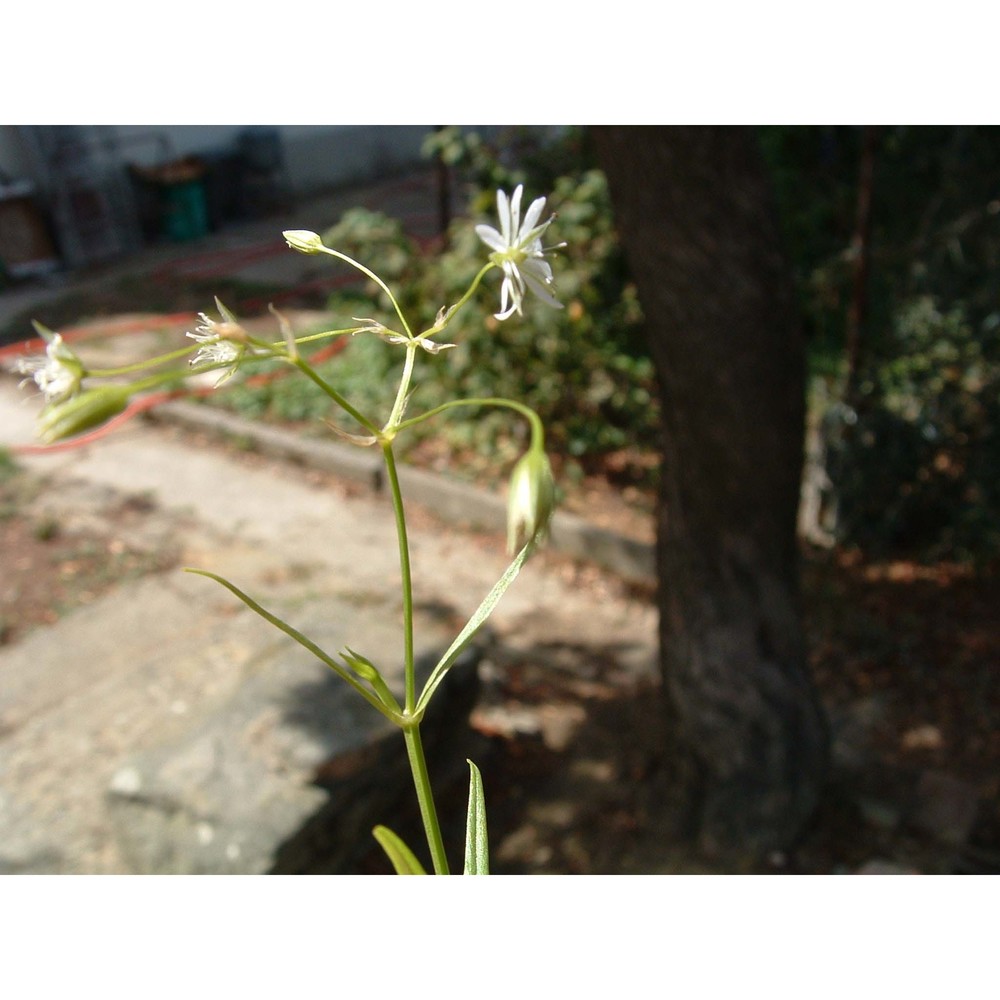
left=163, top=179, right=208, bottom=242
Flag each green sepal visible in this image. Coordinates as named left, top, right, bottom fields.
left=37, top=384, right=130, bottom=443
left=342, top=647, right=401, bottom=713
left=341, top=646, right=379, bottom=682
left=463, top=759, right=489, bottom=875
left=31, top=320, right=57, bottom=343
left=213, top=296, right=239, bottom=326
left=373, top=825, right=427, bottom=875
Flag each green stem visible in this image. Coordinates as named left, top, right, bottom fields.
left=290, top=356, right=380, bottom=436
left=381, top=442, right=416, bottom=710
left=267, top=326, right=361, bottom=350
left=414, top=262, right=495, bottom=343
left=86, top=345, right=202, bottom=379
left=403, top=725, right=449, bottom=875
left=382, top=440, right=448, bottom=873
left=317, top=245, right=413, bottom=338
left=396, top=396, right=544, bottom=450
left=384, top=342, right=418, bottom=435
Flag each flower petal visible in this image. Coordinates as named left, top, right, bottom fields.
left=475, top=224, right=507, bottom=252
left=496, top=188, right=511, bottom=244
left=518, top=196, right=546, bottom=242
left=508, top=185, right=523, bottom=240
left=521, top=270, right=563, bottom=309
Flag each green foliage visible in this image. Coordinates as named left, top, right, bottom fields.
left=0, top=447, right=18, bottom=483
left=764, top=125, right=1000, bottom=561
left=831, top=297, right=1000, bottom=561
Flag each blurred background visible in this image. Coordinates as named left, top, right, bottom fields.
left=0, top=125, right=996, bottom=874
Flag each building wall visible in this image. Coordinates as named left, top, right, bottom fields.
left=1, top=125, right=433, bottom=199
left=114, top=125, right=432, bottom=196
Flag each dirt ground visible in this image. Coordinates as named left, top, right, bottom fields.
left=3, top=444, right=997, bottom=875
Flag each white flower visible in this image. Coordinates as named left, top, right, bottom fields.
left=186, top=303, right=246, bottom=386
left=476, top=185, right=565, bottom=321
left=15, top=331, right=84, bottom=404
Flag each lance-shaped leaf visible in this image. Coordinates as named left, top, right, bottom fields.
left=463, top=760, right=489, bottom=875
left=416, top=541, right=533, bottom=714
left=184, top=568, right=394, bottom=719
left=373, top=826, right=427, bottom=875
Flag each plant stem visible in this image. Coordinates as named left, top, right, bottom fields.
left=381, top=442, right=416, bottom=710
left=396, top=396, right=545, bottom=451
left=384, top=342, right=418, bottom=435
left=414, top=262, right=494, bottom=343
left=403, top=724, right=449, bottom=875
left=382, top=440, right=449, bottom=873
left=87, top=345, right=201, bottom=378
left=291, top=356, right=380, bottom=435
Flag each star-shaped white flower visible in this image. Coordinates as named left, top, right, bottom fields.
left=476, top=185, right=565, bottom=321
left=15, top=331, right=83, bottom=405
left=186, top=302, right=247, bottom=386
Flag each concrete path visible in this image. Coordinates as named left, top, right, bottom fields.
left=0, top=372, right=657, bottom=873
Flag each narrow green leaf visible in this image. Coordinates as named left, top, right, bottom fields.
left=463, top=759, right=489, bottom=875
left=184, top=568, right=393, bottom=719
left=373, top=826, right=427, bottom=875
left=416, top=542, right=532, bottom=714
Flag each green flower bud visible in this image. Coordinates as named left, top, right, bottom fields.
left=282, top=230, right=326, bottom=255
left=506, top=448, right=556, bottom=554
left=37, top=385, right=131, bottom=444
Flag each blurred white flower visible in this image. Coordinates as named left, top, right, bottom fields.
left=476, top=185, right=565, bottom=321
left=15, top=331, right=83, bottom=404
left=186, top=302, right=246, bottom=385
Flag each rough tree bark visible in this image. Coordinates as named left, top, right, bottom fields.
left=592, top=126, right=829, bottom=858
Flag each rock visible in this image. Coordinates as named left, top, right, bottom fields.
left=106, top=602, right=481, bottom=874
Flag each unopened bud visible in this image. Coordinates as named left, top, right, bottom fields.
left=506, top=448, right=556, bottom=554
left=283, top=230, right=326, bottom=255
left=36, top=385, right=131, bottom=444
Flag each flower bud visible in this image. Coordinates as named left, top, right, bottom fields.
left=506, top=448, right=556, bottom=554
left=36, top=385, right=131, bottom=444
left=283, top=230, right=326, bottom=255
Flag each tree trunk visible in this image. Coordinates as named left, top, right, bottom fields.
left=592, top=126, right=829, bottom=858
